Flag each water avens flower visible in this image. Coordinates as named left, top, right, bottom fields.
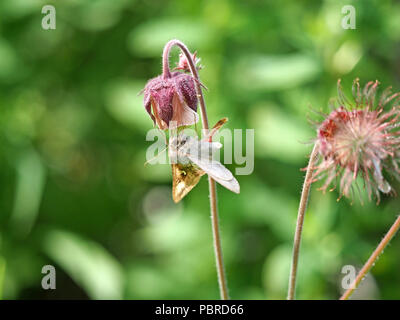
left=143, top=71, right=199, bottom=130
left=312, top=79, right=400, bottom=202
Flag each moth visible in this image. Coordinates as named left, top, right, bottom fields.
left=168, top=118, right=240, bottom=203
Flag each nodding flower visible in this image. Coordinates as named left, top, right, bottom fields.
left=312, top=79, right=400, bottom=203
left=142, top=70, right=199, bottom=130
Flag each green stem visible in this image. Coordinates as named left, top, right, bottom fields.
left=340, top=215, right=400, bottom=300
left=287, top=143, right=319, bottom=300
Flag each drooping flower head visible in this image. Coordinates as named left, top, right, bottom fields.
left=142, top=71, right=199, bottom=130
left=312, top=79, right=400, bottom=202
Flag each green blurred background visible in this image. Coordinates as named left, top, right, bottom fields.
left=1, top=0, right=400, bottom=300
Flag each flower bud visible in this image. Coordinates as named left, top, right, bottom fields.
left=143, top=72, right=198, bottom=130
left=174, top=51, right=202, bottom=73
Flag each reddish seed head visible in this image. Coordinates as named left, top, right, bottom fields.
left=312, top=79, right=400, bottom=202
left=143, top=71, right=198, bottom=130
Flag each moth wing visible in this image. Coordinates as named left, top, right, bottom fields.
left=198, top=141, right=222, bottom=154
left=211, top=172, right=240, bottom=194
left=185, top=140, right=222, bottom=160
left=184, top=139, right=226, bottom=179
left=187, top=156, right=240, bottom=194
left=172, top=163, right=205, bottom=203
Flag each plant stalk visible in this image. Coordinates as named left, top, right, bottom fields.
left=162, top=40, right=229, bottom=300
left=287, top=143, right=319, bottom=300
left=340, top=215, right=400, bottom=300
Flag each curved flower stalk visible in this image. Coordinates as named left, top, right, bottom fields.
left=141, top=40, right=232, bottom=299
left=288, top=79, right=400, bottom=300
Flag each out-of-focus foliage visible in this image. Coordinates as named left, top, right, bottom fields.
left=0, top=0, right=400, bottom=299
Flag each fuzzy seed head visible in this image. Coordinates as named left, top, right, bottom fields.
left=313, top=79, right=400, bottom=202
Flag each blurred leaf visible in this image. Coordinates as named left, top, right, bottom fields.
left=127, top=18, right=217, bottom=57
left=126, top=263, right=175, bottom=299
left=240, top=180, right=297, bottom=240
left=10, top=149, right=46, bottom=237
left=136, top=210, right=207, bottom=253
left=0, top=256, right=5, bottom=299
left=248, top=104, right=312, bottom=163
left=262, top=245, right=291, bottom=299
left=42, top=229, right=123, bottom=299
left=332, top=41, right=363, bottom=74
left=0, top=38, right=18, bottom=80
left=104, top=79, right=151, bottom=131
left=0, top=0, right=41, bottom=19
left=233, top=54, right=321, bottom=91
left=386, top=6, right=400, bottom=41
left=63, top=0, right=131, bottom=31
left=306, top=191, right=337, bottom=239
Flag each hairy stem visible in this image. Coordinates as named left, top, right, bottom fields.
left=340, top=215, right=400, bottom=300
left=287, top=143, right=319, bottom=300
left=162, top=40, right=229, bottom=300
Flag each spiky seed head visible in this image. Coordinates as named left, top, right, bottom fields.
left=313, top=79, right=400, bottom=202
